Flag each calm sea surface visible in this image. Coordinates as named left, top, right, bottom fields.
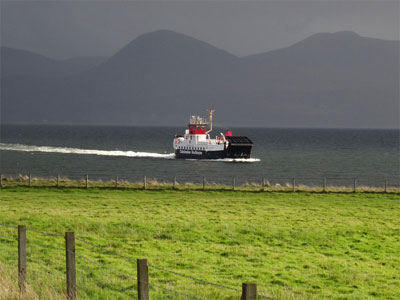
left=1, top=125, right=399, bottom=187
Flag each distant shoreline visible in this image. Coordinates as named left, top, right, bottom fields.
left=1, top=124, right=399, bottom=130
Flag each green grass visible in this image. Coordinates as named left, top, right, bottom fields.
left=0, top=188, right=399, bottom=299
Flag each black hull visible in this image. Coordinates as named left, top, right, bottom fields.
left=175, top=149, right=226, bottom=159
left=175, top=139, right=252, bottom=159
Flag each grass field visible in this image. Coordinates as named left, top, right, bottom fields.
left=0, top=187, right=399, bottom=299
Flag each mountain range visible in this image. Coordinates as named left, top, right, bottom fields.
left=1, top=29, right=399, bottom=128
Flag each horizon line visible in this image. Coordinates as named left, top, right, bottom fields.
left=1, top=123, right=399, bottom=131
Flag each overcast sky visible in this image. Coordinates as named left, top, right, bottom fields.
left=1, top=0, right=399, bottom=59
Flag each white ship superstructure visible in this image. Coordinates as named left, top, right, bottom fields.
left=173, top=110, right=253, bottom=159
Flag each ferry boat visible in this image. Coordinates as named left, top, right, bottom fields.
left=173, top=110, right=253, bottom=159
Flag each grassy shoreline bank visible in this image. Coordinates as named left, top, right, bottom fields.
left=1, top=175, right=399, bottom=194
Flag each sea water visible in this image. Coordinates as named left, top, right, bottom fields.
left=1, top=125, right=399, bottom=187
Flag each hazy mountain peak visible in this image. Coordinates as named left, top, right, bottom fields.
left=138, top=29, right=188, bottom=39
left=332, top=31, right=360, bottom=37
left=1, top=46, right=57, bottom=63
left=131, top=29, right=210, bottom=49
left=1, top=46, right=108, bottom=79
left=300, top=31, right=362, bottom=43
left=112, top=29, right=236, bottom=60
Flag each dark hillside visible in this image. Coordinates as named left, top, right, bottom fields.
left=1, top=30, right=398, bottom=128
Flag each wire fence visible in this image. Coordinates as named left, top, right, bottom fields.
left=0, top=173, right=398, bottom=193
left=0, top=223, right=277, bottom=300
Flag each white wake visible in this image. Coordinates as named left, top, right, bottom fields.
left=0, top=143, right=175, bottom=159
left=212, top=158, right=260, bottom=163
left=186, top=158, right=260, bottom=163
left=0, top=143, right=260, bottom=162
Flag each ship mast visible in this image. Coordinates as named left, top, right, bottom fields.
left=206, top=109, right=215, bottom=134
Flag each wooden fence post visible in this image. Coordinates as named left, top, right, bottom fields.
left=292, top=178, right=296, bottom=192
left=0, top=174, right=3, bottom=188
left=384, top=180, right=387, bottom=193
left=353, top=178, right=357, bottom=193
left=115, top=176, right=119, bottom=188
left=323, top=178, right=326, bottom=193
left=173, top=176, right=176, bottom=190
left=233, top=177, right=236, bottom=191
left=85, top=174, right=89, bottom=189
left=18, top=225, right=27, bottom=295
left=65, top=232, right=76, bottom=300
left=241, top=283, right=257, bottom=300
left=144, top=176, right=147, bottom=190
left=29, top=174, right=31, bottom=187
left=203, top=177, right=206, bottom=191
left=262, top=178, right=265, bottom=192
left=57, top=174, right=60, bottom=188
left=137, top=258, right=149, bottom=300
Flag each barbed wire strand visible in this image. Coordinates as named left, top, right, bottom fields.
left=27, top=228, right=64, bottom=237
left=148, top=263, right=241, bottom=292
left=27, top=240, right=64, bottom=252
left=75, top=253, right=136, bottom=297
left=149, top=264, right=278, bottom=300
left=0, top=224, right=65, bottom=239
left=0, top=245, right=18, bottom=256
left=25, top=257, right=64, bottom=295
left=75, top=236, right=137, bottom=263
left=0, top=235, right=17, bottom=242
left=73, top=251, right=136, bottom=282
left=113, top=285, right=136, bottom=298
left=258, top=293, right=280, bottom=300
left=144, top=280, right=206, bottom=300
left=26, top=255, right=56, bottom=265
left=0, top=223, right=17, bottom=229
